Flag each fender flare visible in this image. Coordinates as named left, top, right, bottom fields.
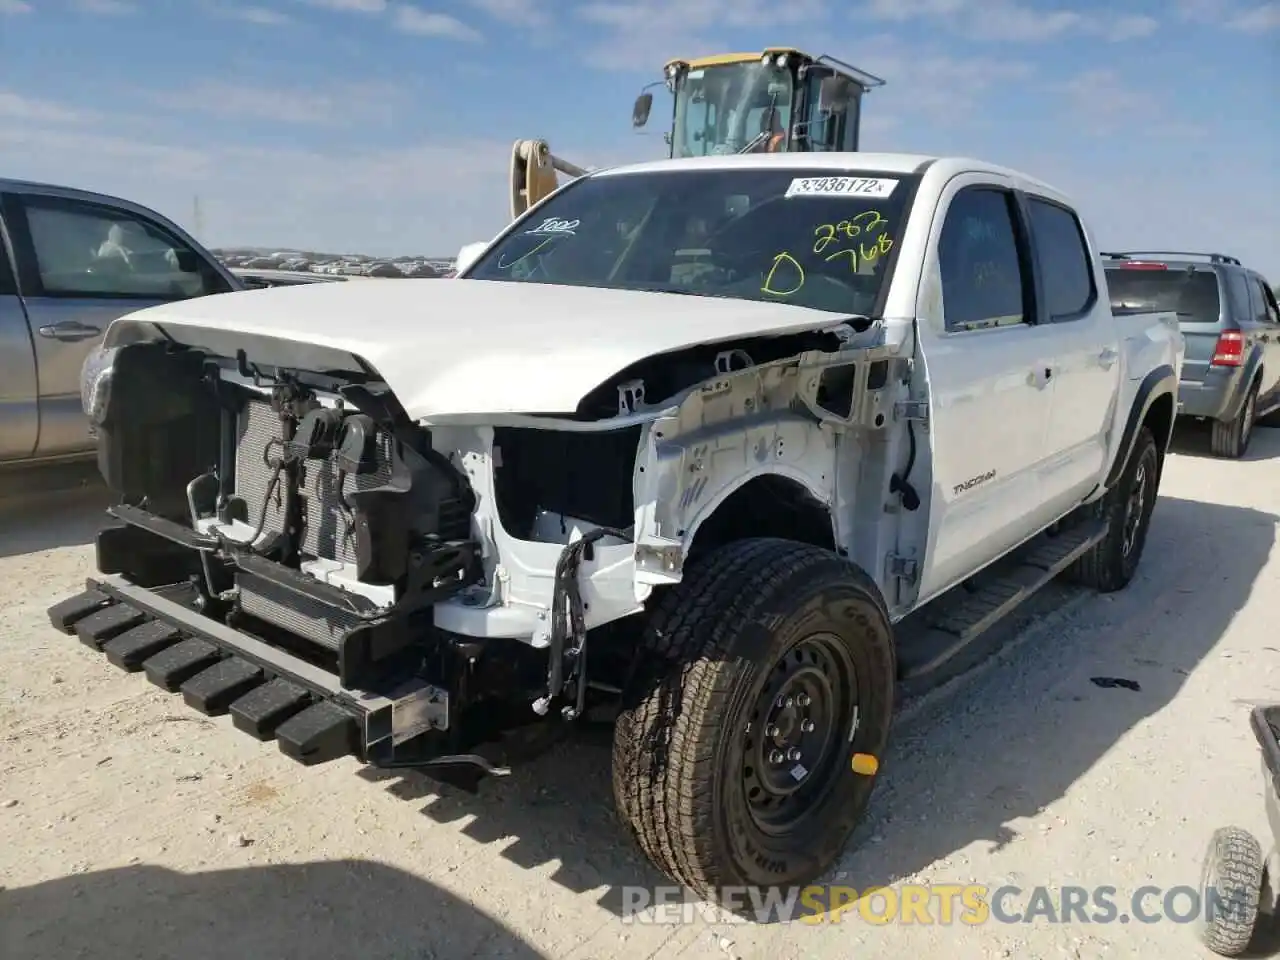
left=1219, top=347, right=1265, bottom=423
left=1103, top=364, right=1177, bottom=491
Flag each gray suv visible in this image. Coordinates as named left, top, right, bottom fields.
left=1103, top=251, right=1280, bottom=459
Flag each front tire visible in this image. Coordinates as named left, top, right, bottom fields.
left=1067, top=425, right=1160, bottom=593
left=611, top=537, right=895, bottom=900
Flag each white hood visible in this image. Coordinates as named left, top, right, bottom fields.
left=104, top=278, right=848, bottom=420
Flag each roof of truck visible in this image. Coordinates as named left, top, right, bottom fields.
left=590, top=152, right=1059, bottom=191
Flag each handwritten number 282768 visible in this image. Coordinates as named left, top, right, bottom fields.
left=812, top=210, right=893, bottom=266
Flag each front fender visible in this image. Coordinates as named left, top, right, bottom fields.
left=1104, top=364, right=1176, bottom=491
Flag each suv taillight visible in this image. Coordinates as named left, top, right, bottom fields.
left=1211, top=330, right=1244, bottom=367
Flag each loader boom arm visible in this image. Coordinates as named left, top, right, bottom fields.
left=509, top=139, right=588, bottom=221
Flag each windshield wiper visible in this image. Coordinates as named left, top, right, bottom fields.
left=738, top=88, right=781, bottom=154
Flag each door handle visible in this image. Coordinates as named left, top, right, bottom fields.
left=1098, top=347, right=1119, bottom=369
left=38, top=320, right=101, bottom=342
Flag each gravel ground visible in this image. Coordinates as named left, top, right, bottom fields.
left=2, top=425, right=1278, bottom=960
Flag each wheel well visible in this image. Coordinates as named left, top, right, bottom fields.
left=687, top=475, right=835, bottom=561
left=1144, top=391, right=1175, bottom=454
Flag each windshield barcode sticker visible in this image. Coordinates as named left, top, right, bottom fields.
left=785, top=177, right=899, bottom=199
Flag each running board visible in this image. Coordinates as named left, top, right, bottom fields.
left=895, top=519, right=1107, bottom=683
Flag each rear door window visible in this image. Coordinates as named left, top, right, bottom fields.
left=1251, top=276, right=1280, bottom=326
left=1026, top=197, right=1095, bottom=320
left=1104, top=266, right=1221, bottom=325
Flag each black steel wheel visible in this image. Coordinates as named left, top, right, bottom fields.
left=612, top=537, right=895, bottom=901
left=743, top=633, right=858, bottom=835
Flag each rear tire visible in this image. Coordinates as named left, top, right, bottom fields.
left=1197, top=826, right=1264, bottom=957
left=1067, top=426, right=1159, bottom=593
left=611, top=537, right=895, bottom=901
left=1211, top=380, right=1258, bottom=458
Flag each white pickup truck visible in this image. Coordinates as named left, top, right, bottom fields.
left=50, top=152, right=1183, bottom=903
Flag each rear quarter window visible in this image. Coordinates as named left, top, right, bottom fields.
left=1227, top=270, right=1253, bottom=322
left=1026, top=197, right=1095, bottom=320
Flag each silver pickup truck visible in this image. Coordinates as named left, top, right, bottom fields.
left=0, top=178, right=241, bottom=468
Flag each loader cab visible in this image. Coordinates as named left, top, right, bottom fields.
left=631, top=49, right=884, bottom=158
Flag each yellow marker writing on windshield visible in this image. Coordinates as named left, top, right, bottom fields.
left=498, top=235, right=554, bottom=270
left=860, top=234, right=895, bottom=263
left=824, top=248, right=859, bottom=271
left=814, top=211, right=889, bottom=255
left=761, top=251, right=805, bottom=296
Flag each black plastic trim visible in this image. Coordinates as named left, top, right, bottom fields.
left=1104, top=363, right=1176, bottom=489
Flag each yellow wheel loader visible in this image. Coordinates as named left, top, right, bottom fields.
left=507, top=48, right=884, bottom=220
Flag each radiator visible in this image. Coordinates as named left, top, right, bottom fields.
left=232, top=398, right=394, bottom=649
left=236, top=571, right=361, bottom=651
left=233, top=398, right=395, bottom=565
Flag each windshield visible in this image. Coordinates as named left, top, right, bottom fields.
left=466, top=167, right=915, bottom=315
left=672, top=61, right=794, bottom=157
left=1104, top=267, right=1221, bottom=324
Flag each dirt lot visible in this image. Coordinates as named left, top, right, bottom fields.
left=2, top=426, right=1279, bottom=960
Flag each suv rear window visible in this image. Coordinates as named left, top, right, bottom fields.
left=1104, top=267, right=1221, bottom=324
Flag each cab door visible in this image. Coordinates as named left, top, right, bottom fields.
left=914, top=176, right=1062, bottom=605
left=1246, top=273, right=1280, bottom=410
left=2, top=189, right=234, bottom=459
left=1020, top=193, right=1122, bottom=514
left=0, top=218, right=37, bottom=461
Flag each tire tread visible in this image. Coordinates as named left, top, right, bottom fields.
left=611, top=537, right=890, bottom=897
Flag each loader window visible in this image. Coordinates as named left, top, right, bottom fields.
left=673, top=61, right=794, bottom=157
left=466, top=167, right=920, bottom=316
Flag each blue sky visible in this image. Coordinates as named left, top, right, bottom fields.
left=0, top=0, right=1275, bottom=275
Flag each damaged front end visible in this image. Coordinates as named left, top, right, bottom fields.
left=58, top=338, right=542, bottom=781
left=51, top=313, right=906, bottom=784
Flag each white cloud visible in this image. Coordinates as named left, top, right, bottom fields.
left=146, top=80, right=403, bottom=125
left=393, top=6, right=482, bottom=41
left=1176, top=0, right=1279, bottom=28
left=1229, top=2, right=1280, bottom=30
left=470, top=0, right=549, bottom=27
left=861, top=0, right=1159, bottom=43
left=74, top=0, right=137, bottom=13
left=0, top=0, right=32, bottom=12
left=1104, top=14, right=1159, bottom=40
left=0, top=86, right=641, bottom=254
left=0, top=90, right=92, bottom=124
left=1052, top=68, right=1206, bottom=140
left=576, top=0, right=828, bottom=71
left=302, top=0, right=387, bottom=10
left=230, top=5, right=292, bottom=24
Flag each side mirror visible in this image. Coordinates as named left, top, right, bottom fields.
left=632, top=92, right=653, bottom=128
left=453, top=241, right=488, bottom=277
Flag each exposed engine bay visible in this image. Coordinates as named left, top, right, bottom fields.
left=79, top=316, right=903, bottom=775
